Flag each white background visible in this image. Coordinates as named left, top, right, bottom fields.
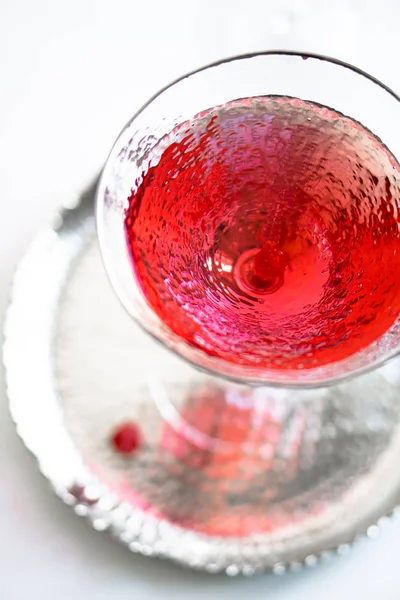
left=2, top=0, right=400, bottom=598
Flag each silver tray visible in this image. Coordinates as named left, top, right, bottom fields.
left=4, top=180, right=400, bottom=575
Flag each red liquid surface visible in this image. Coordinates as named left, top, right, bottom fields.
left=125, top=97, right=400, bottom=370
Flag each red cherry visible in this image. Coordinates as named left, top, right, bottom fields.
left=111, top=422, right=141, bottom=454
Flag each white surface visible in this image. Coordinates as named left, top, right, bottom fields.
left=1, top=0, right=400, bottom=598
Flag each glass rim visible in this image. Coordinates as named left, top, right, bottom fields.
left=96, top=49, right=400, bottom=389
left=115, top=49, right=400, bottom=134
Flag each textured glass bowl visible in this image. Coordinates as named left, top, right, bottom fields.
left=97, top=51, right=400, bottom=387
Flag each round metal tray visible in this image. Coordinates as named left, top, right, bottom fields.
left=4, top=180, right=400, bottom=575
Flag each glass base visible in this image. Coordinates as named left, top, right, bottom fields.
left=5, top=187, right=400, bottom=573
